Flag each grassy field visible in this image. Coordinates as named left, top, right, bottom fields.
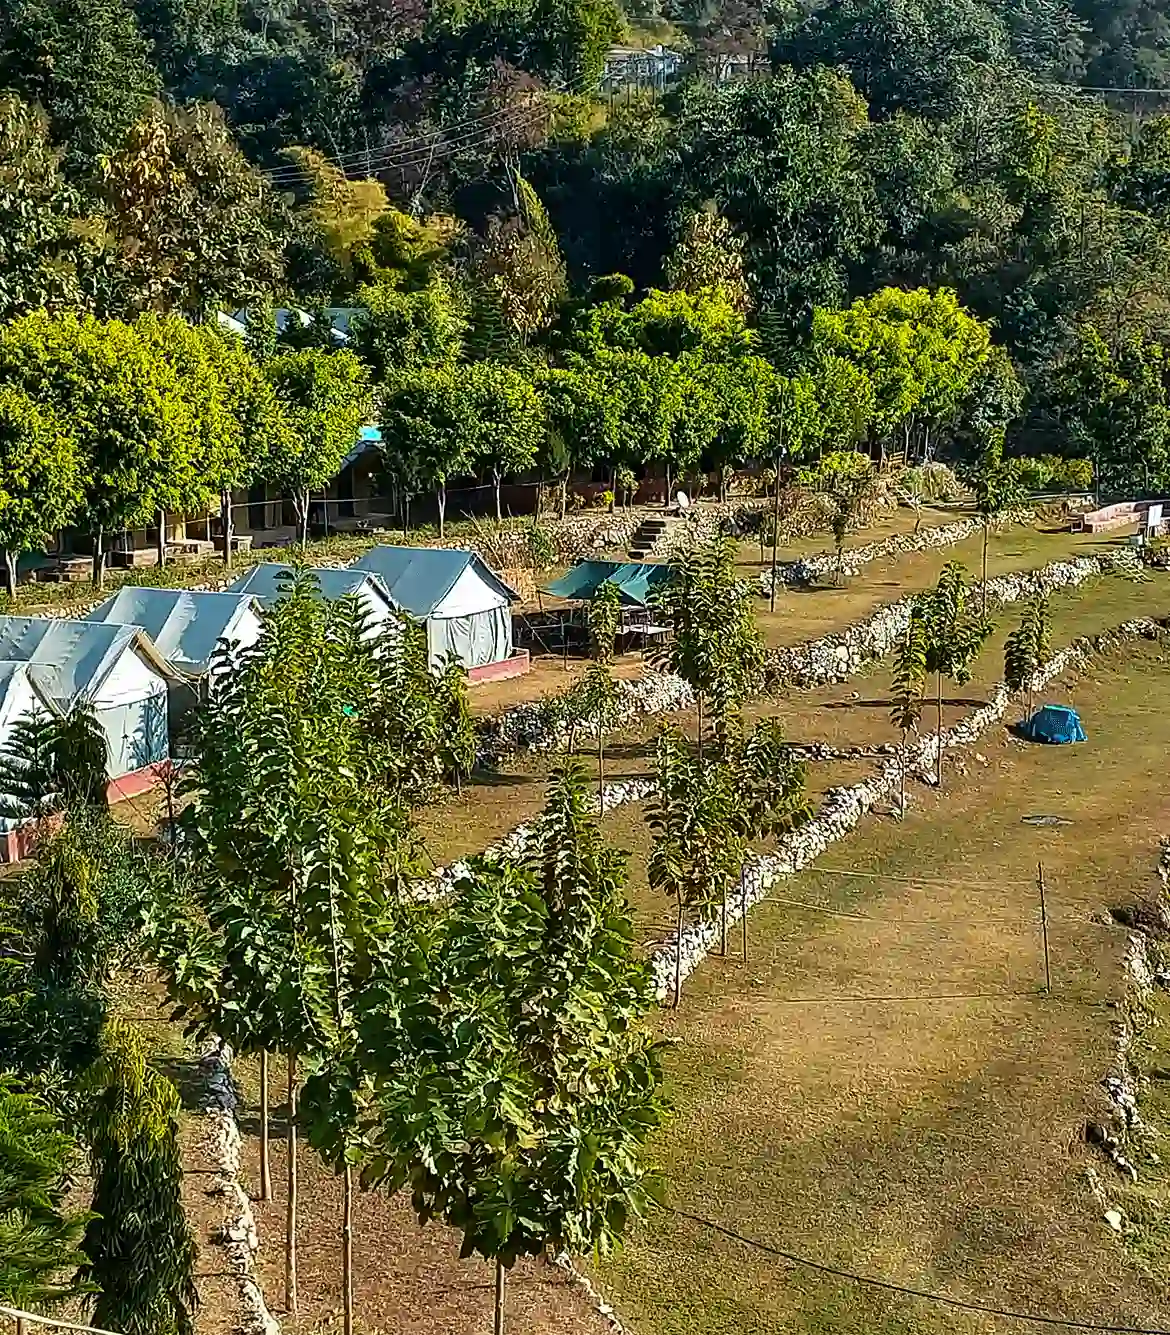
left=594, top=639, right=1170, bottom=1335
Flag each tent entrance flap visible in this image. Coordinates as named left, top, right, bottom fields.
left=427, top=606, right=512, bottom=670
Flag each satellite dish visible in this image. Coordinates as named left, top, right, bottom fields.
left=676, top=490, right=690, bottom=511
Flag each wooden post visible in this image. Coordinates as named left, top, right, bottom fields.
left=561, top=613, right=568, bottom=671
left=259, top=1050, right=270, bottom=1201
left=1038, top=862, right=1051, bottom=994
left=342, top=1163, right=354, bottom=1335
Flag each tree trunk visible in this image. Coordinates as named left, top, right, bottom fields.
left=769, top=458, right=781, bottom=613
left=900, top=734, right=908, bottom=815
left=720, top=886, right=728, bottom=957
left=437, top=484, right=447, bottom=539
left=696, top=695, right=704, bottom=764
left=295, top=488, right=310, bottom=549
left=560, top=474, right=568, bottom=520
left=322, top=491, right=330, bottom=537
left=673, top=899, right=683, bottom=1009
left=935, top=673, right=944, bottom=788
left=494, top=1259, right=506, bottom=1335
left=741, top=874, right=748, bottom=962
left=494, top=470, right=503, bottom=524
left=156, top=508, right=167, bottom=569
left=220, top=489, right=234, bottom=569
left=342, top=1163, right=354, bottom=1335
left=286, top=1053, right=298, bottom=1315
left=259, top=1050, right=271, bottom=1201
left=597, top=730, right=604, bottom=803
left=403, top=496, right=410, bottom=542
left=1, top=548, right=16, bottom=598
left=91, top=527, right=106, bottom=588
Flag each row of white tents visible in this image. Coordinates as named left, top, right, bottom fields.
left=0, top=547, right=520, bottom=854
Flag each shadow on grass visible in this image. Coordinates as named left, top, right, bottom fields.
left=821, top=697, right=988, bottom=711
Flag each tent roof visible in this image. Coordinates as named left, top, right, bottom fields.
left=543, top=560, right=672, bottom=608
left=0, top=616, right=176, bottom=710
left=228, top=563, right=398, bottom=612
left=0, top=660, right=51, bottom=726
left=82, top=588, right=258, bottom=672
left=352, top=546, right=519, bottom=617
left=1034, top=704, right=1080, bottom=720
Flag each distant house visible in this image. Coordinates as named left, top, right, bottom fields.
left=352, top=546, right=527, bottom=678
left=82, top=588, right=263, bottom=676
left=227, top=564, right=400, bottom=635
left=0, top=616, right=176, bottom=832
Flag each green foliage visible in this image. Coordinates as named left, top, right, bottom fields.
left=665, top=204, right=752, bottom=315
left=351, top=280, right=467, bottom=380
left=0, top=1076, right=92, bottom=1308
left=587, top=581, right=622, bottom=666
left=354, top=762, right=667, bottom=1267
left=890, top=608, right=929, bottom=739
left=0, top=386, right=82, bottom=593
left=0, top=703, right=109, bottom=824
left=264, top=348, right=372, bottom=541
left=80, top=1018, right=198, bottom=1335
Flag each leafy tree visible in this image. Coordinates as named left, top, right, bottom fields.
left=652, top=534, right=763, bottom=756
left=467, top=362, right=546, bottom=523
left=1004, top=593, right=1050, bottom=718
left=0, top=386, right=82, bottom=596
left=917, top=563, right=992, bottom=787
left=647, top=725, right=739, bottom=1001
left=0, top=312, right=190, bottom=585
left=665, top=203, right=752, bottom=315
left=80, top=1018, right=198, bottom=1335
left=378, top=367, right=475, bottom=539
left=0, top=0, right=159, bottom=173
left=889, top=608, right=928, bottom=814
left=965, top=429, right=1027, bottom=613
left=0, top=96, right=100, bottom=322
left=0, top=1077, right=92, bottom=1309
left=351, top=280, right=466, bottom=381
left=356, top=762, right=666, bottom=1334
left=534, top=366, right=620, bottom=517
left=433, top=654, right=477, bottom=793
left=95, top=101, right=284, bottom=320
left=264, top=348, right=372, bottom=546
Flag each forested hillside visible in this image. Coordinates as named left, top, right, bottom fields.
left=2, top=0, right=1170, bottom=497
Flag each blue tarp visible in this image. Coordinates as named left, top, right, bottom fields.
left=1022, top=704, right=1087, bottom=744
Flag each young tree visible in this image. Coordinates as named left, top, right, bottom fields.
left=264, top=348, right=372, bottom=546
left=0, top=387, right=82, bottom=596
left=0, top=1077, right=92, bottom=1309
left=355, top=763, right=667, bottom=1335
left=665, top=203, right=752, bottom=314
left=966, top=429, right=1026, bottom=614
left=0, top=703, right=109, bottom=826
left=80, top=1019, right=198, bottom=1335
left=433, top=654, right=477, bottom=794
left=652, top=534, right=763, bottom=757
left=918, top=563, right=992, bottom=787
left=578, top=581, right=623, bottom=796
left=889, top=608, right=929, bottom=814
left=1004, top=593, right=1050, bottom=719
left=648, top=724, right=743, bottom=991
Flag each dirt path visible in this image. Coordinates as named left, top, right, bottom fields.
left=597, top=643, right=1170, bottom=1334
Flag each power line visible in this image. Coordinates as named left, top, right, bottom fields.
left=651, top=1202, right=1170, bottom=1333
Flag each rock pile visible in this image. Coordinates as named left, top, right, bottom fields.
left=198, top=1039, right=281, bottom=1335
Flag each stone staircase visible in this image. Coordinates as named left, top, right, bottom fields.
left=628, top=514, right=672, bottom=560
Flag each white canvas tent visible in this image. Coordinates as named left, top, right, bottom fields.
left=227, top=564, right=399, bottom=636
left=351, top=546, right=519, bottom=669
left=0, top=617, right=175, bottom=780
left=82, top=587, right=262, bottom=675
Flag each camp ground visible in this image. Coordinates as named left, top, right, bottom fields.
left=227, top=563, right=400, bottom=636
left=352, top=545, right=526, bottom=678
left=533, top=559, right=673, bottom=655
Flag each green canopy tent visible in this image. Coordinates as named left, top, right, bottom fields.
left=542, top=560, right=673, bottom=608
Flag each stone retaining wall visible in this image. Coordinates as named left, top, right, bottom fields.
left=197, top=1039, right=281, bottom=1335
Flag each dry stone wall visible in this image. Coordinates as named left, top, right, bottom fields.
left=197, top=1039, right=281, bottom=1335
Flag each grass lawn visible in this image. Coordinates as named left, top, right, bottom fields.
left=594, top=639, right=1170, bottom=1335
